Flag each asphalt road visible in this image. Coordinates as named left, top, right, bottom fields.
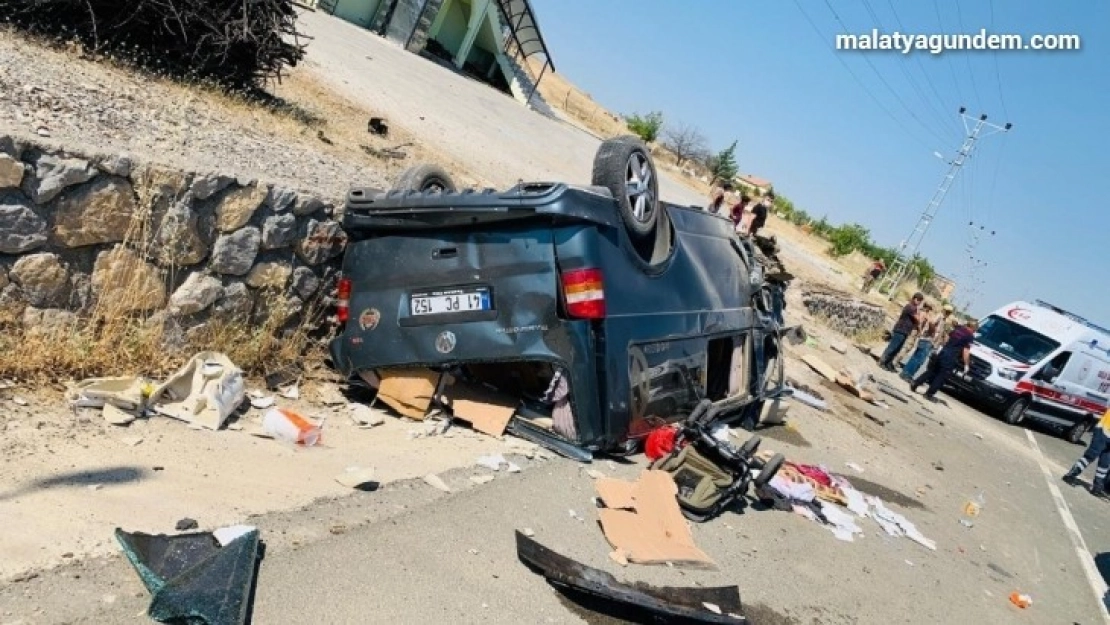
left=5, top=366, right=1108, bottom=625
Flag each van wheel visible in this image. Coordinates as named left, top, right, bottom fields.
left=392, top=164, right=457, bottom=193
left=591, top=136, right=659, bottom=241
left=1003, top=397, right=1029, bottom=425
left=1066, top=419, right=1091, bottom=445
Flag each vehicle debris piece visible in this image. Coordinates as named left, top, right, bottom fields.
left=785, top=386, right=827, bottom=411
left=367, top=117, right=389, bottom=136
left=594, top=470, right=716, bottom=568
left=249, top=395, right=275, bottom=410
left=349, top=404, right=386, bottom=428
left=835, top=373, right=875, bottom=402
left=175, top=518, right=198, bottom=531
left=375, top=368, right=442, bottom=420
left=116, top=526, right=261, bottom=625
left=150, top=352, right=246, bottom=431
left=516, top=532, right=744, bottom=623
left=103, top=403, right=138, bottom=426
left=441, top=381, right=516, bottom=437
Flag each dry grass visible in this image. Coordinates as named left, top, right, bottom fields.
left=0, top=200, right=329, bottom=384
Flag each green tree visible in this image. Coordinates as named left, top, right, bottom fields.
left=909, top=254, right=936, bottom=287
left=827, top=223, right=872, bottom=257
left=710, top=140, right=739, bottom=184
left=624, top=111, right=664, bottom=142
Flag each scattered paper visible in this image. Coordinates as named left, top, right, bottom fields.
left=476, top=454, right=507, bottom=471
left=424, top=473, right=451, bottom=493
left=334, top=466, right=376, bottom=489
left=250, top=396, right=275, bottom=409
left=846, top=462, right=865, bottom=473
left=213, top=525, right=256, bottom=547
left=280, top=385, right=300, bottom=400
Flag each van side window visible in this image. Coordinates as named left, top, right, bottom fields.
left=1038, top=352, right=1071, bottom=383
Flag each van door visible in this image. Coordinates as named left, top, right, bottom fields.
left=1056, top=353, right=1110, bottom=415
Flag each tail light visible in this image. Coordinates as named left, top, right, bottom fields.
left=336, top=277, right=352, bottom=323
left=562, top=268, right=606, bottom=319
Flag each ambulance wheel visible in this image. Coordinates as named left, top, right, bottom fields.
left=1066, top=418, right=1092, bottom=445
left=1003, top=396, right=1029, bottom=425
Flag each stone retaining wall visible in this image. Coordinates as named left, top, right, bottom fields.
left=0, top=134, right=347, bottom=337
left=801, top=287, right=889, bottom=337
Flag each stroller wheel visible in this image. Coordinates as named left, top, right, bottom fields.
left=753, top=452, right=785, bottom=488
left=738, top=435, right=762, bottom=458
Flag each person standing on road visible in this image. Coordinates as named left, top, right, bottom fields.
left=910, top=318, right=979, bottom=402
left=730, top=195, right=751, bottom=234
left=747, top=191, right=773, bottom=238
left=900, top=302, right=939, bottom=381
left=1062, top=408, right=1110, bottom=498
left=879, top=292, right=924, bottom=371
left=707, top=182, right=732, bottom=215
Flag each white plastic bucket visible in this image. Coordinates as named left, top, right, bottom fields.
left=262, top=408, right=322, bottom=446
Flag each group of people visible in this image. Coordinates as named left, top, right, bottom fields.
left=878, top=291, right=975, bottom=402
left=706, top=182, right=773, bottom=238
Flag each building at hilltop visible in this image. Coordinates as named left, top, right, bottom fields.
left=734, top=173, right=773, bottom=195
left=313, top=0, right=554, bottom=109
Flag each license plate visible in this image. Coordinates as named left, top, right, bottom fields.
left=410, top=287, right=491, bottom=316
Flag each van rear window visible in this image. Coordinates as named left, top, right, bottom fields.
left=976, top=315, right=1061, bottom=364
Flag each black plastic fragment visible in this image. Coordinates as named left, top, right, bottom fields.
left=515, top=531, right=745, bottom=624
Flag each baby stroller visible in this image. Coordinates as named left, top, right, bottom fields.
left=651, top=399, right=785, bottom=522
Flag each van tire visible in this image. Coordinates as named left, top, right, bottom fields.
left=392, top=164, right=457, bottom=193
left=1066, top=418, right=1092, bottom=445
left=591, top=136, right=659, bottom=241
left=1003, top=396, right=1029, bottom=425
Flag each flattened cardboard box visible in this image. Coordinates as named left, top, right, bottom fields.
left=594, top=470, right=716, bottom=569
left=376, top=368, right=442, bottom=420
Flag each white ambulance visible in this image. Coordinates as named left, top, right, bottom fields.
left=946, top=299, right=1110, bottom=443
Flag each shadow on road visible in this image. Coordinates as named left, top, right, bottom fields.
left=0, top=466, right=148, bottom=502
left=1096, top=553, right=1110, bottom=611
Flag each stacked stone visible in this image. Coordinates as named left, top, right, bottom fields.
left=801, top=287, right=888, bottom=337
left=0, top=135, right=347, bottom=337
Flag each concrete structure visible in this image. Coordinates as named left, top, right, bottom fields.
left=318, top=0, right=554, bottom=109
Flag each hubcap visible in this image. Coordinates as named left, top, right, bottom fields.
left=625, top=152, right=655, bottom=223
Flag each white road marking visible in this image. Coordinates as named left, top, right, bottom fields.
left=1024, top=429, right=1110, bottom=624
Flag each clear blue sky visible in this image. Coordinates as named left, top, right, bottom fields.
left=530, top=0, right=1108, bottom=321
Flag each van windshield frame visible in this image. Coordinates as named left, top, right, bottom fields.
left=975, top=315, right=1061, bottom=365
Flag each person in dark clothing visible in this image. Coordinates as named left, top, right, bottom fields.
left=879, top=292, right=924, bottom=371
left=748, top=191, right=772, bottom=237
left=910, top=318, right=979, bottom=401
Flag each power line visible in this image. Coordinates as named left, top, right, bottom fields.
left=988, top=0, right=1010, bottom=119
left=932, top=0, right=966, bottom=104
left=790, top=0, right=936, bottom=151
left=953, top=0, right=984, bottom=110
left=820, top=0, right=951, bottom=147
left=860, top=0, right=952, bottom=138
left=885, top=0, right=961, bottom=138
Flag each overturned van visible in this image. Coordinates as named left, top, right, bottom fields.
left=328, top=137, right=791, bottom=458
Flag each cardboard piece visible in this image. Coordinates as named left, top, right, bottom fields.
left=595, top=470, right=716, bottom=569
left=376, top=368, right=441, bottom=420
left=801, top=354, right=839, bottom=382
left=835, top=373, right=875, bottom=403
left=442, top=382, right=516, bottom=437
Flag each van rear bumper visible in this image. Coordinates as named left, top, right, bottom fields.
left=945, top=372, right=1017, bottom=407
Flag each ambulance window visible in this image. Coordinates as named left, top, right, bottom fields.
left=1039, top=352, right=1071, bottom=382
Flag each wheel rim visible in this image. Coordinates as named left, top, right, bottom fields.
left=1008, top=401, right=1026, bottom=423
left=625, top=152, right=655, bottom=224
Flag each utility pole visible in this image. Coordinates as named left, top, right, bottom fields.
left=876, top=108, right=1012, bottom=300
